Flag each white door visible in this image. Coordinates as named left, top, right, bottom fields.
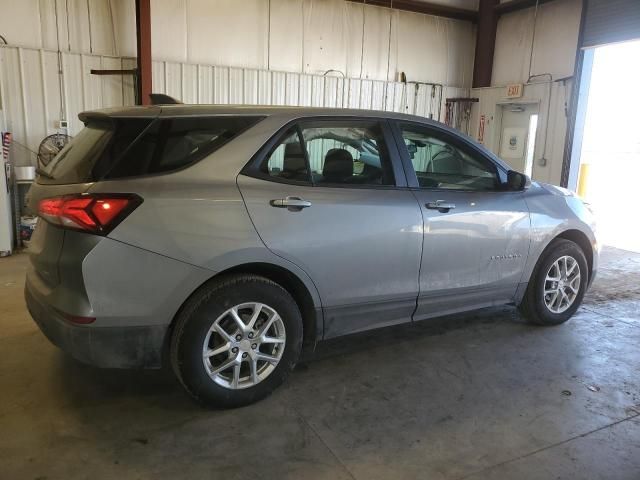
left=498, top=104, right=538, bottom=175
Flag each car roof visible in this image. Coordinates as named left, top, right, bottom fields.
left=78, top=104, right=442, bottom=125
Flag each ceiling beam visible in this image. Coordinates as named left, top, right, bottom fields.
left=346, top=0, right=477, bottom=22
left=494, top=0, right=558, bottom=15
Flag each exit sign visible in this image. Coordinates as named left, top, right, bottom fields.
left=506, top=83, right=523, bottom=98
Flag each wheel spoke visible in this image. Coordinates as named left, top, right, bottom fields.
left=256, top=352, right=279, bottom=364
left=247, top=303, right=264, bottom=330
left=559, top=290, right=569, bottom=308
left=213, top=322, right=234, bottom=342
left=250, top=358, right=259, bottom=384
left=205, top=343, right=230, bottom=357
left=547, top=265, right=561, bottom=281
left=260, top=335, right=285, bottom=344
left=232, top=363, right=241, bottom=389
left=568, top=277, right=580, bottom=293
left=209, top=357, right=236, bottom=376
left=548, top=291, right=559, bottom=310
left=229, top=307, right=246, bottom=331
left=566, top=260, right=577, bottom=276
left=552, top=296, right=560, bottom=311
left=257, top=312, right=279, bottom=337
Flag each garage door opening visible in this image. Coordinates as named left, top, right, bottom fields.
left=572, top=39, right=640, bottom=253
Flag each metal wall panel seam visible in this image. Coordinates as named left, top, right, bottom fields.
left=17, top=48, right=30, bottom=156
left=39, top=49, right=50, bottom=137
left=80, top=54, right=88, bottom=114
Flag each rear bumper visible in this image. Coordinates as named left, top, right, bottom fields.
left=25, top=279, right=166, bottom=368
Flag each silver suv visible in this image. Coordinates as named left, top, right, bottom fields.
left=25, top=106, right=598, bottom=407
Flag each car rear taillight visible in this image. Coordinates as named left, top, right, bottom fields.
left=38, top=194, right=142, bottom=235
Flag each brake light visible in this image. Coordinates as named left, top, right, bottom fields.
left=38, top=194, right=142, bottom=235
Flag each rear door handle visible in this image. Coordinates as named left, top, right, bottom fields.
left=270, top=196, right=312, bottom=211
left=425, top=200, right=456, bottom=213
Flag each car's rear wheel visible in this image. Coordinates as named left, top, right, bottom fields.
left=170, top=274, right=303, bottom=408
left=519, top=239, right=588, bottom=326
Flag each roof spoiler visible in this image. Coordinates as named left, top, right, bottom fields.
left=149, top=93, right=183, bottom=105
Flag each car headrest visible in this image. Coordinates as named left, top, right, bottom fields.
left=282, top=142, right=307, bottom=179
left=322, top=148, right=353, bottom=182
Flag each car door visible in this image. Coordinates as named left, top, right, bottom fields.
left=238, top=118, right=423, bottom=338
left=391, top=121, right=531, bottom=321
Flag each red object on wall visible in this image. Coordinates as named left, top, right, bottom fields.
left=478, top=115, right=486, bottom=144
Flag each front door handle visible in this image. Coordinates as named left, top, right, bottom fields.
left=426, top=200, right=456, bottom=213
left=270, top=196, right=312, bottom=211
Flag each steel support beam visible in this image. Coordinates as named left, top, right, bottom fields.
left=472, top=0, right=499, bottom=88
left=346, top=0, right=476, bottom=22
left=495, top=0, right=558, bottom=16
left=135, top=0, right=152, bottom=105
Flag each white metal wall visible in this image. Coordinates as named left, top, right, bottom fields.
left=151, top=59, right=465, bottom=115
left=492, top=0, right=582, bottom=85
left=470, top=80, right=573, bottom=185
left=0, top=45, right=467, bottom=167
left=0, top=46, right=136, bottom=166
left=0, top=0, right=476, bottom=88
left=145, top=0, right=476, bottom=87
left=0, top=0, right=132, bottom=56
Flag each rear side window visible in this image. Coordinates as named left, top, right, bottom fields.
left=40, top=118, right=153, bottom=184
left=255, top=120, right=395, bottom=187
left=260, top=128, right=310, bottom=184
left=39, top=116, right=263, bottom=184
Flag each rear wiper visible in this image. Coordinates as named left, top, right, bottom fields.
left=35, top=167, right=54, bottom=179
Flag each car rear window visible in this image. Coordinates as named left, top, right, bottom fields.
left=38, top=116, right=264, bottom=184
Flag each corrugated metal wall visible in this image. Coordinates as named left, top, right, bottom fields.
left=0, top=45, right=467, bottom=167
left=0, top=46, right=136, bottom=166
left=151, top=59, right=465, bottom=115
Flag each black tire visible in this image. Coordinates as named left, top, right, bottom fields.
left=170, top=274, right=303, bottom=408
left=519, top=239, right=588, bottom=326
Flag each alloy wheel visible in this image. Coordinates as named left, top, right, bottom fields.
left=543, top=255, right=581, bottom=314
left=202, top=302, right=286, bottom=389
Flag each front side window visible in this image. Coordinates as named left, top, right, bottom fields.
left=301, top=122, right=395, bottom=186
left=399, top=124, right=499, bottom=191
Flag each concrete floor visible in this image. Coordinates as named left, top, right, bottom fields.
left=1, top=247, right=639, bottom=480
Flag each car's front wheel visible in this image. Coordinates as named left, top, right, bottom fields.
left=170, top=274, right=303, bottom=408
left=520, top=238, right=588, bottom=326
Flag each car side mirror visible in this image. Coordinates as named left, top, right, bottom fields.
left=506, top=170, right=531, bottom=191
